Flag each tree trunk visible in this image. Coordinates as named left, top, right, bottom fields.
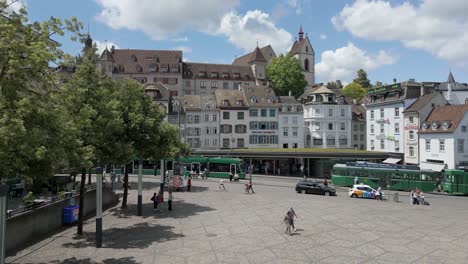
left=121, top=163, right=129, bottom=209
left=87, top=169, right=92, bottom=185
left=77, top=168, right=86, bottom=236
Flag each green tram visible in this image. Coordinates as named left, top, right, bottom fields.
left=332, top=162, right=441, bottom=192
left=124, top=156, right=246, bottom=179
left=443, top=169, right=468, bottom=195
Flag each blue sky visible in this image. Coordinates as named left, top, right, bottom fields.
left=22, top=0, right=468, bottom=84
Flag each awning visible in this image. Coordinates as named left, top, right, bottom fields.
left=382, top=158, right=401, bottom=164
left=420, top=162, right=446, bottom=172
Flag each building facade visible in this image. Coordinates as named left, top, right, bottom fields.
left=402, top=93, right=447, bottom=165
left=301, top=86, right=352, bottom=148
left=290, top=26, right=315, bottom=85
left=98, top=47, right=183, bottom=97
left=215, top=90, right=249, bottom=149
left=419, top=104, right=468, bottom=170
left=244, top=86, right=279, bottom=148
left=278, top=95, right=305, bottom=148
left=351, top=105, right=366, bottom=150
left=365, top=81, right=422, bottom=155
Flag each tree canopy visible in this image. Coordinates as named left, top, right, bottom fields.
left=353, top=69, right=371, bottom=89
left=326, top=80, right=343, bottom=90
left=342, top=82, right=367, bottom=102
left=266, top=54, right=308, bottom=97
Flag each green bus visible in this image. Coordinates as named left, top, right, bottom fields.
left=443, top=169, right=468, bottom=195
left=332, top=162, right=441, bottom=192
left=126, top=156, right=246, bottom=179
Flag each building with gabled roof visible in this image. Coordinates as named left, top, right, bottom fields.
left=419, top=104, right=468, bottom=170
left=402, top=92, right=447, bottom=165
left=436, top=71, right=468, bottom=105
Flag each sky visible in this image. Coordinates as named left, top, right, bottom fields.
left=12, top=0, right=468, bottom=84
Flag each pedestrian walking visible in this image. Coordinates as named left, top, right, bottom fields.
left=354, top=176, right=359, bottom=185
left=287, top=208, right=298, bottom=232
left=168, top=193, right=173, bottom=211
left=229, top=171, right=233, bottom=182
left=219, top=179, right=226, bottom=190
left=187, top=176, right=192, bottom=192
left=151, top=192, right=158, bottom=210
left=249, top=182, right=255, bottom=194
left=324, top=179, right=328, bottom=186
left=412, top=189, right=419, bottom=205
left=377, top=186, right=382, bottom=201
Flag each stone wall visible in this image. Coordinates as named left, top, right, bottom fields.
left=6, top=186, right=119, bottom=254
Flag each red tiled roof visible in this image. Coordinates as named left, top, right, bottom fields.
left=420, top=104, right=468, bottom=133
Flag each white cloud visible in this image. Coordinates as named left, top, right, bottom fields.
left=287, top=0, right=302, bottom=15
left=175, top=46, right=192, bottom=54
left=332, top=0, right=468, bottom=64
left=319, top=34, right=327, bottom=40
left=96, top=0, right=238, bottom=40
left=315, top=42, right=396, bottom=82
left=94, top=40, right=120, bottom=55
left=171, top=36, right=188, bottom=42
left=218, top=10, right=293, bottom=54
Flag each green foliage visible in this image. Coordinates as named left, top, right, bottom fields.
left=58, top=190, right=67, bottom=200
left=23, top=191, right=34, bottom=207
left=326, top=81, right=343, bottom=90
left=0, top=1, right=82, bottom=181
left=266, top=54, right=308, bottom=97
left=353, top=69, right=371, bottom=89
left=342, top=82, right=367, bottom=102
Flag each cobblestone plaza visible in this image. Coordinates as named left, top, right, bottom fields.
left=6, top=177, right=468, bottom=264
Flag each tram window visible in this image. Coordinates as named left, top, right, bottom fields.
left=421, top=174, right=426, bottom=181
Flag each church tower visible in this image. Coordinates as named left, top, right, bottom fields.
left=290, top=25, right=315, bottom=85
left=249, top=46, right=267, bottom=84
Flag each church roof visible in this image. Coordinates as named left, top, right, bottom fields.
left=437, top=72, right=468, bottom=91
left=249, top=46, right=267, bottom=63
left=232, top=45, right=273, bottom=65
left=289, top=36, right=313, bottom=55
left=311, top=85, right=334, bottom=94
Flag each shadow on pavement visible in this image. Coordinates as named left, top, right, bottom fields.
left=31, top=256, right=139, bottom=264
left=110, top=199, right=215, bottom=219
left=61, top=222, right=184, bottom=249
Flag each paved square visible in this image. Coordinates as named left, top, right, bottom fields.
left=6, top=177, right=468, bottom=264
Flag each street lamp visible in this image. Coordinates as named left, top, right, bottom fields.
left=0, top=184, right=8, bottom=264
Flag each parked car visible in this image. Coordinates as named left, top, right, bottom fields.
left=296, top=180, right=336, bottom=196
left=349, top=184, right=383, bottom=199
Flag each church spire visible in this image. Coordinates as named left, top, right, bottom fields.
left=298, top=25, right=304, bottom=41
left=448, top=70, right=455, bottom=83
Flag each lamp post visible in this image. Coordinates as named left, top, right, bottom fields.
left=95, top=167, right=103, bottom=248
left=0, top=184, right=8, bottom=264
left=137, top=158, right=143, bottom=216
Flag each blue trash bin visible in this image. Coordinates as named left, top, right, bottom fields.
left=62, top=205, right=79, bottom=225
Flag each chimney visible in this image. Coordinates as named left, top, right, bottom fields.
left=352, top=99, right=357, bottom=104
left=288, top=90, right=292, bottom=97
left=111, top=45, right=115, bottom=54
left=420, top=85, right=425, bottom=96
left=393, top=78, right=397, bottom=84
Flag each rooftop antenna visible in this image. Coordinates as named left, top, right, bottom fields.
left=256, top=40, right=259, bottom=48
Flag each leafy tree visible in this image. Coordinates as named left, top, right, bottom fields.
left=0, top=1, right=81, bottom=184
left=113, top=80, right=190, bottom=209
left=266, top=54, right=308, bottom=97
left=342, top=82, right=367, bottom=102
left=353, top=69, right=371, bottom=89
left=58, top=45, right=120, bottom=235
left=326, top=80, right=343, bottom=90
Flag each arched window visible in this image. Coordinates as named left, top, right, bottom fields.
left=306, top=46, right=308, bottom=53
left=304, top=59, right=310, bottom=71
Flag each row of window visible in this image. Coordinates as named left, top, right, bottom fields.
left=424, top=139, right=465, bottom=153
left=307, top=108, right=347, bottom=117
left=282, top=127, right=299, bottom=137
left=220, top=124, right=247, bottom=134
left=222, top=138, right=244, bottom=148
left=250, top=135, right=278, bottom=144
left=353, top=123, right=366, bottom=131
left=223, top=112, right=245, bottom=120
left=197, top=81, right=247, bottom=90
left=310, top=138, right=348, bottom=146
left=370, top=140, right=400, bottom=152
left=249, top=109, right=276, bottom=117
left=370, top=107, right=400, bottom=119
left=250, top=122, right=278, bottom=130
left=198, top=72, right=244, bottom=79
left=353, top=134, right=365, bottom=141
left=308, top=122, right=347, bottom=131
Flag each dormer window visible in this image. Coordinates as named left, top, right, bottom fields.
left=250, top=96, right=256, bottom=103
left=442, top=121, right=451, bottom=130
left=205, top=103, right=210, bottom=109
left=223, top=100, right=229, bottom=106
left=149, top=63, right=157, bottom=72
left=233, top=73, right=240, bottom=78
left=422, top=123, right=428, bottom=130
left=211, top=72, right=218, bottom=78
left=136, top=64, right=143, bottom=72
left=222, top=72, right=229, bottom=78
left=236, top=100, right=243, bottom=106
left=432, top=122, right=439, bottom=130
left=245, top=75, right=250, bottom=79
left=131, top=55, right=137, bottom=62
left=198, top=72, right=206, bottom=77
left=118, top=65, right=125, bottom=72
